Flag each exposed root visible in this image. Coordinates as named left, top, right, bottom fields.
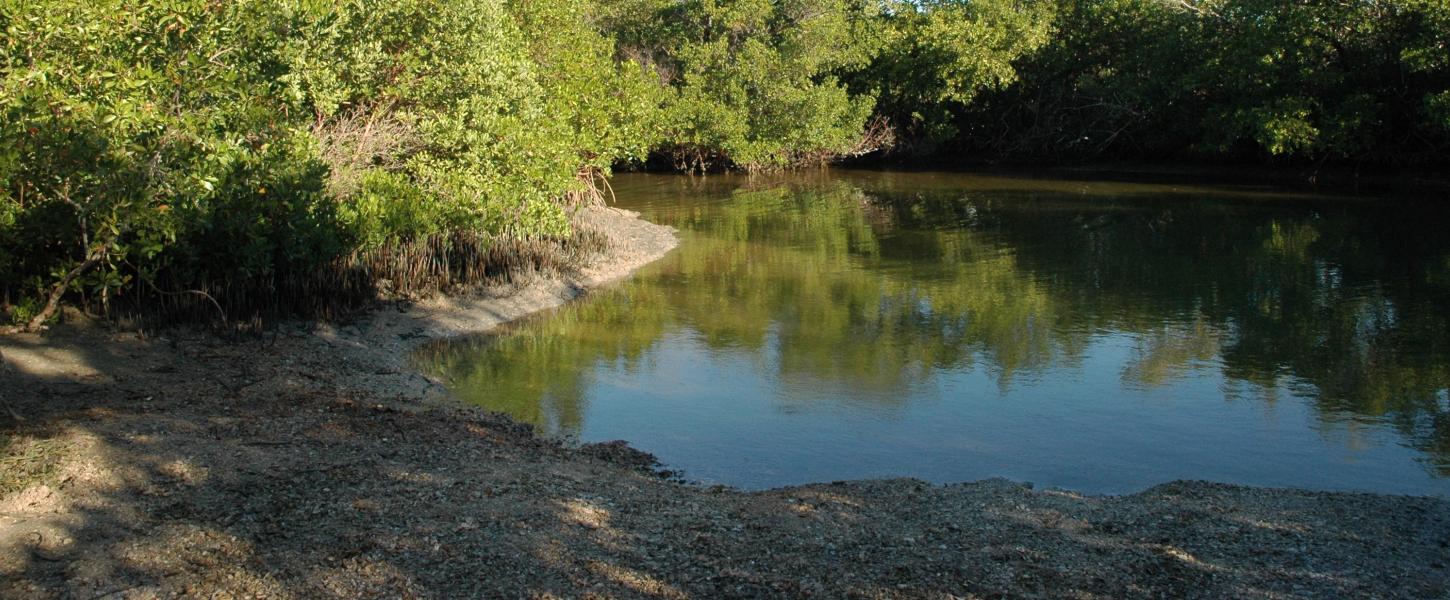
left=311, top=103, right=419, bottom=200
left=123, top=221, right=610, bottom=330
left=563, top=167, right=617, bottom=207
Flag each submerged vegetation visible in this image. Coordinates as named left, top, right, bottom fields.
left=2, top=0, right=1447, bottom=328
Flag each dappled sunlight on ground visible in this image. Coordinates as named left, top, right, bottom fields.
left=1, top=316, right=1448, bottom=598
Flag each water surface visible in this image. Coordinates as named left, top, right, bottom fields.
left=415, top=171, right=1450, bottom=495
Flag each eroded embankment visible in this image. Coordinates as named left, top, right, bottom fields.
left=1, top=206, right=1447, bottom=599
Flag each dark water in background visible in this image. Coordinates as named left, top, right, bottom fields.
left=414, top=171, right=1450, bottom=495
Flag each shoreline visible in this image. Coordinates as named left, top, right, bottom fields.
left=293, top=205, right=683, bottom=403
left=3, top=207, right=1448, bottom=598
left=834, top=159, right=1450, bottom=197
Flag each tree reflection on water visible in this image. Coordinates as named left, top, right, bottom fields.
left=415, top=173, right=1450, bottom=480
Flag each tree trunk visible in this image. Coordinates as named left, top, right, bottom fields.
left=0, top=242, right=111, bottom=335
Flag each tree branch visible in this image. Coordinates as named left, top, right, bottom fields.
left=5, top=239, right=115, bottom=334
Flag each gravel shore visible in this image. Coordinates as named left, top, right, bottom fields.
left=2, top=207, right=1447, bottom=599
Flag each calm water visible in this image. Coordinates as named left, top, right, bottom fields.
left=415, top=171, right=1450, bottom=495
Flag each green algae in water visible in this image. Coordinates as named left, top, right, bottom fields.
left=414, top=171, right=1450, bottom=495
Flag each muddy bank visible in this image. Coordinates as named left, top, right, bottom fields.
left=2, top=207, right=1448, bottom=599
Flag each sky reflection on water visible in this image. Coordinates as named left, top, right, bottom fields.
left=415, top=171, right=1450, bottom=495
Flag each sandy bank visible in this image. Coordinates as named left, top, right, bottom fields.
left=282, top=205, right=682, bottom=403
left=1, top=206, right=1447, bottom=599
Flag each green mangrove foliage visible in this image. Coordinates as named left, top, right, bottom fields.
left=600, top=0, right=886, bottom=171
left=508, top=0, right=667, bottom=194
left=3, top=0, right=1447, bottom=327
left=855, top=0, right=1057, bottom=152
left=949, top=0, right=1450, bottom=164
left=0, top=0, right=650, bottom=328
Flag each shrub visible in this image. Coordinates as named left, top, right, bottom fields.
left=0, top=0, right=624, bottom=328
left=600, top=0, right=885, bottom=171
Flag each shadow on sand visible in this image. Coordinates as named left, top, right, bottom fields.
left=1, top=320, right=1448, bottom=599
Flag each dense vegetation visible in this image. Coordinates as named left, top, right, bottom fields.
left=950, top=0, right=1450, bottom=165
left=3, top=0, right=1447, bottom=328
left=0, top=0, right=641, bottom=329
